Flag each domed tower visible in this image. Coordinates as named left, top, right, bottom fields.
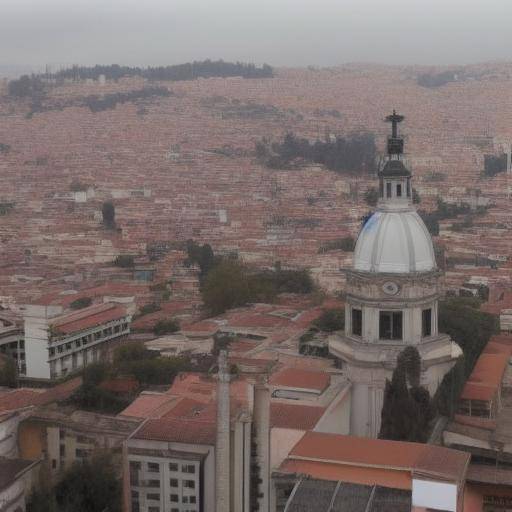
left=329, top=111, right=462, bottom=438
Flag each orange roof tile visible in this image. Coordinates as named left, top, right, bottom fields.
left=270, top=403, right=325, bottom=430
left=119, top=393, right=177, bottom=419
left=269, top=368, right=330, bottom=392
left=286, top=432, right=469, bottom=483
left=134, top=417, right=216, bottom=445
left=279, top=459, right=412, bottom=490
left=52, top=303, right=127, bottom=335
left=0, top=377, right=81, bottom=413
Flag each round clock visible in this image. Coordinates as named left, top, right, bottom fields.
left=382, top=281, right=400, bottom=296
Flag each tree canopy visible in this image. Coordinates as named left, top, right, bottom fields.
left=42, top=60, right=274, bottom=82
left=379, top=346, right=434, bottom=442
left=256, top=132, right=377, bottom=174
left=28, top=452, right=122, bottom=512
left=434, top=297, right=499, bottom=416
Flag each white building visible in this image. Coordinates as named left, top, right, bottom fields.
left=329, top=111, right=462, bottom=438
left=22, top=302, right=131, bottom=380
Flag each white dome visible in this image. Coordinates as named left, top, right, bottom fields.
left=353, top=210, right=436, bottom=273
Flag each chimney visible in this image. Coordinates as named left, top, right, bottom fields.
left=216, top=350, right=230, bottom=512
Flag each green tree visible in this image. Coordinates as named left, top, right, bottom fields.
left=364, top=186, right=379, bottom=206
left=54, top=453, right=122, bottom=512
left=102, top=201, right=116, bottom=229
left=154, top=319, right=180, bottom=336
left=202, top=260, right=250, bottom=315
left=434, top=298, right=498, bottom=416
left=114, top=341, right=153, bottom=365
left=313, top=308, right=345, bottom=332
left=69, top=297, right=92, bottom=310
left=379, top=346, right=434, bottom=442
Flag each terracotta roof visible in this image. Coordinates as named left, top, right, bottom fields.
left=134, top=417, right=216, bottom=445
left=453, top=414, right=496, bottom=431
left=0, top=389, right=43, bottom=413
left=51, top=302, right=127, bottom=335
left=459, top=337, right=511, bottom=402
left=118, top=393, right=177, bottom=419
left=99, top=378, right=139, bottom=394
left=270, top=403, right=325, bottom=430
left=269, top=368, right=330, bottom=392
left=0, top=377, right=81, bottom=413
left=286, top=432, right=469, bottom=483
left=279, top=459, right=412, bottom=491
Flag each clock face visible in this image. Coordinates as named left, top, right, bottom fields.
left=382, top=281, right=400, bottom=296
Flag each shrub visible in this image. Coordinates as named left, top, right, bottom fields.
left=154, top=319, right=180, bottom=336
left=69, top=297, right=92, bottom=310
left=313, top=308, right=345, bottom=332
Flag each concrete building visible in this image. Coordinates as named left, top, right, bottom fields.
left=329, top=112, right=462, bottom=437
left=276, top=431, right=472, bottom=512
left=0, top=458, right=40, bottom=512
left=22, top=302, right=131, bottom=380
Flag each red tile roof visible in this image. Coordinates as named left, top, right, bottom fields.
left=51, top=303, right=127, bottom=335
left=286, top=431, right=469, bottom=483
left=460, top=335, right=512, bottom=402
left=0, top=377, right=81, bottom=413
left=134, top=417, right=216, bottom=445
left=119, top=393, right=177, bottom=419
left=270, top=403, right=325, bottom=430
left=269, top=368, right=330, bottom=392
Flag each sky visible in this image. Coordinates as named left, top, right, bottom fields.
left=1, top=0, right=511, bottom=70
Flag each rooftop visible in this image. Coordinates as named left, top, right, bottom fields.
left=282, top=431, right=469, bottom=485
left=0, top=458, right=39, bottom=492
left=270, top=402, right=326, bottom=430
left=269, top=367, right=331, bottom=393
left=51, top=302, right=128, bottom=335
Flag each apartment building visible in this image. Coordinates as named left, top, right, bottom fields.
left=22, top=302, right=131, bottom=380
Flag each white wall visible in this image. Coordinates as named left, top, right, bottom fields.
left=412, top=479, right=457, bottom=512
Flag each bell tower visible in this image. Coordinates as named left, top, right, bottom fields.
left=329, top=111, right=462, bottom=438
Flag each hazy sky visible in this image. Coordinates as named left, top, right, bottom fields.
left=1, top=0, right=512, bottom=69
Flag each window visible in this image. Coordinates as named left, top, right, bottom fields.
left=422, top=308, right=432, bottom=337
left=184, top=480, right=195, bottom=489
left=171, top=509, right=179, bottom=512
left=379, top=311, right=403, bottom=340
left=182, top=464, right=196, bottom=474
left=147, top=493, right=160, bottom=501
left=351, top=308, right=362, bottom=336
left=169, top=462, right=178, bottom=472
left=189, top=496, right=197, bottom=504
left=148, top=507, right=160, bottom=512
left=170, top=479, right=178, bottom=488
left=396, top=184, right=402, bottom=197
left=386, top=182, right=392, bottom=198
left=147, top=462, right=160, bottom=473
left=406, top=180, right=411, bottom=197
left=170, top=494, right=179, bottom=503
left=146, top=480, right=160, bottom=488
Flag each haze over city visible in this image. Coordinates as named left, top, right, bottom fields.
left=1, top=2, right=512, bottom=512
left=1, top=0, right=512, bottom=70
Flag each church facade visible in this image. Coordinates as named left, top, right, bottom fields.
left=329, top=112, right=462, bottom=438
